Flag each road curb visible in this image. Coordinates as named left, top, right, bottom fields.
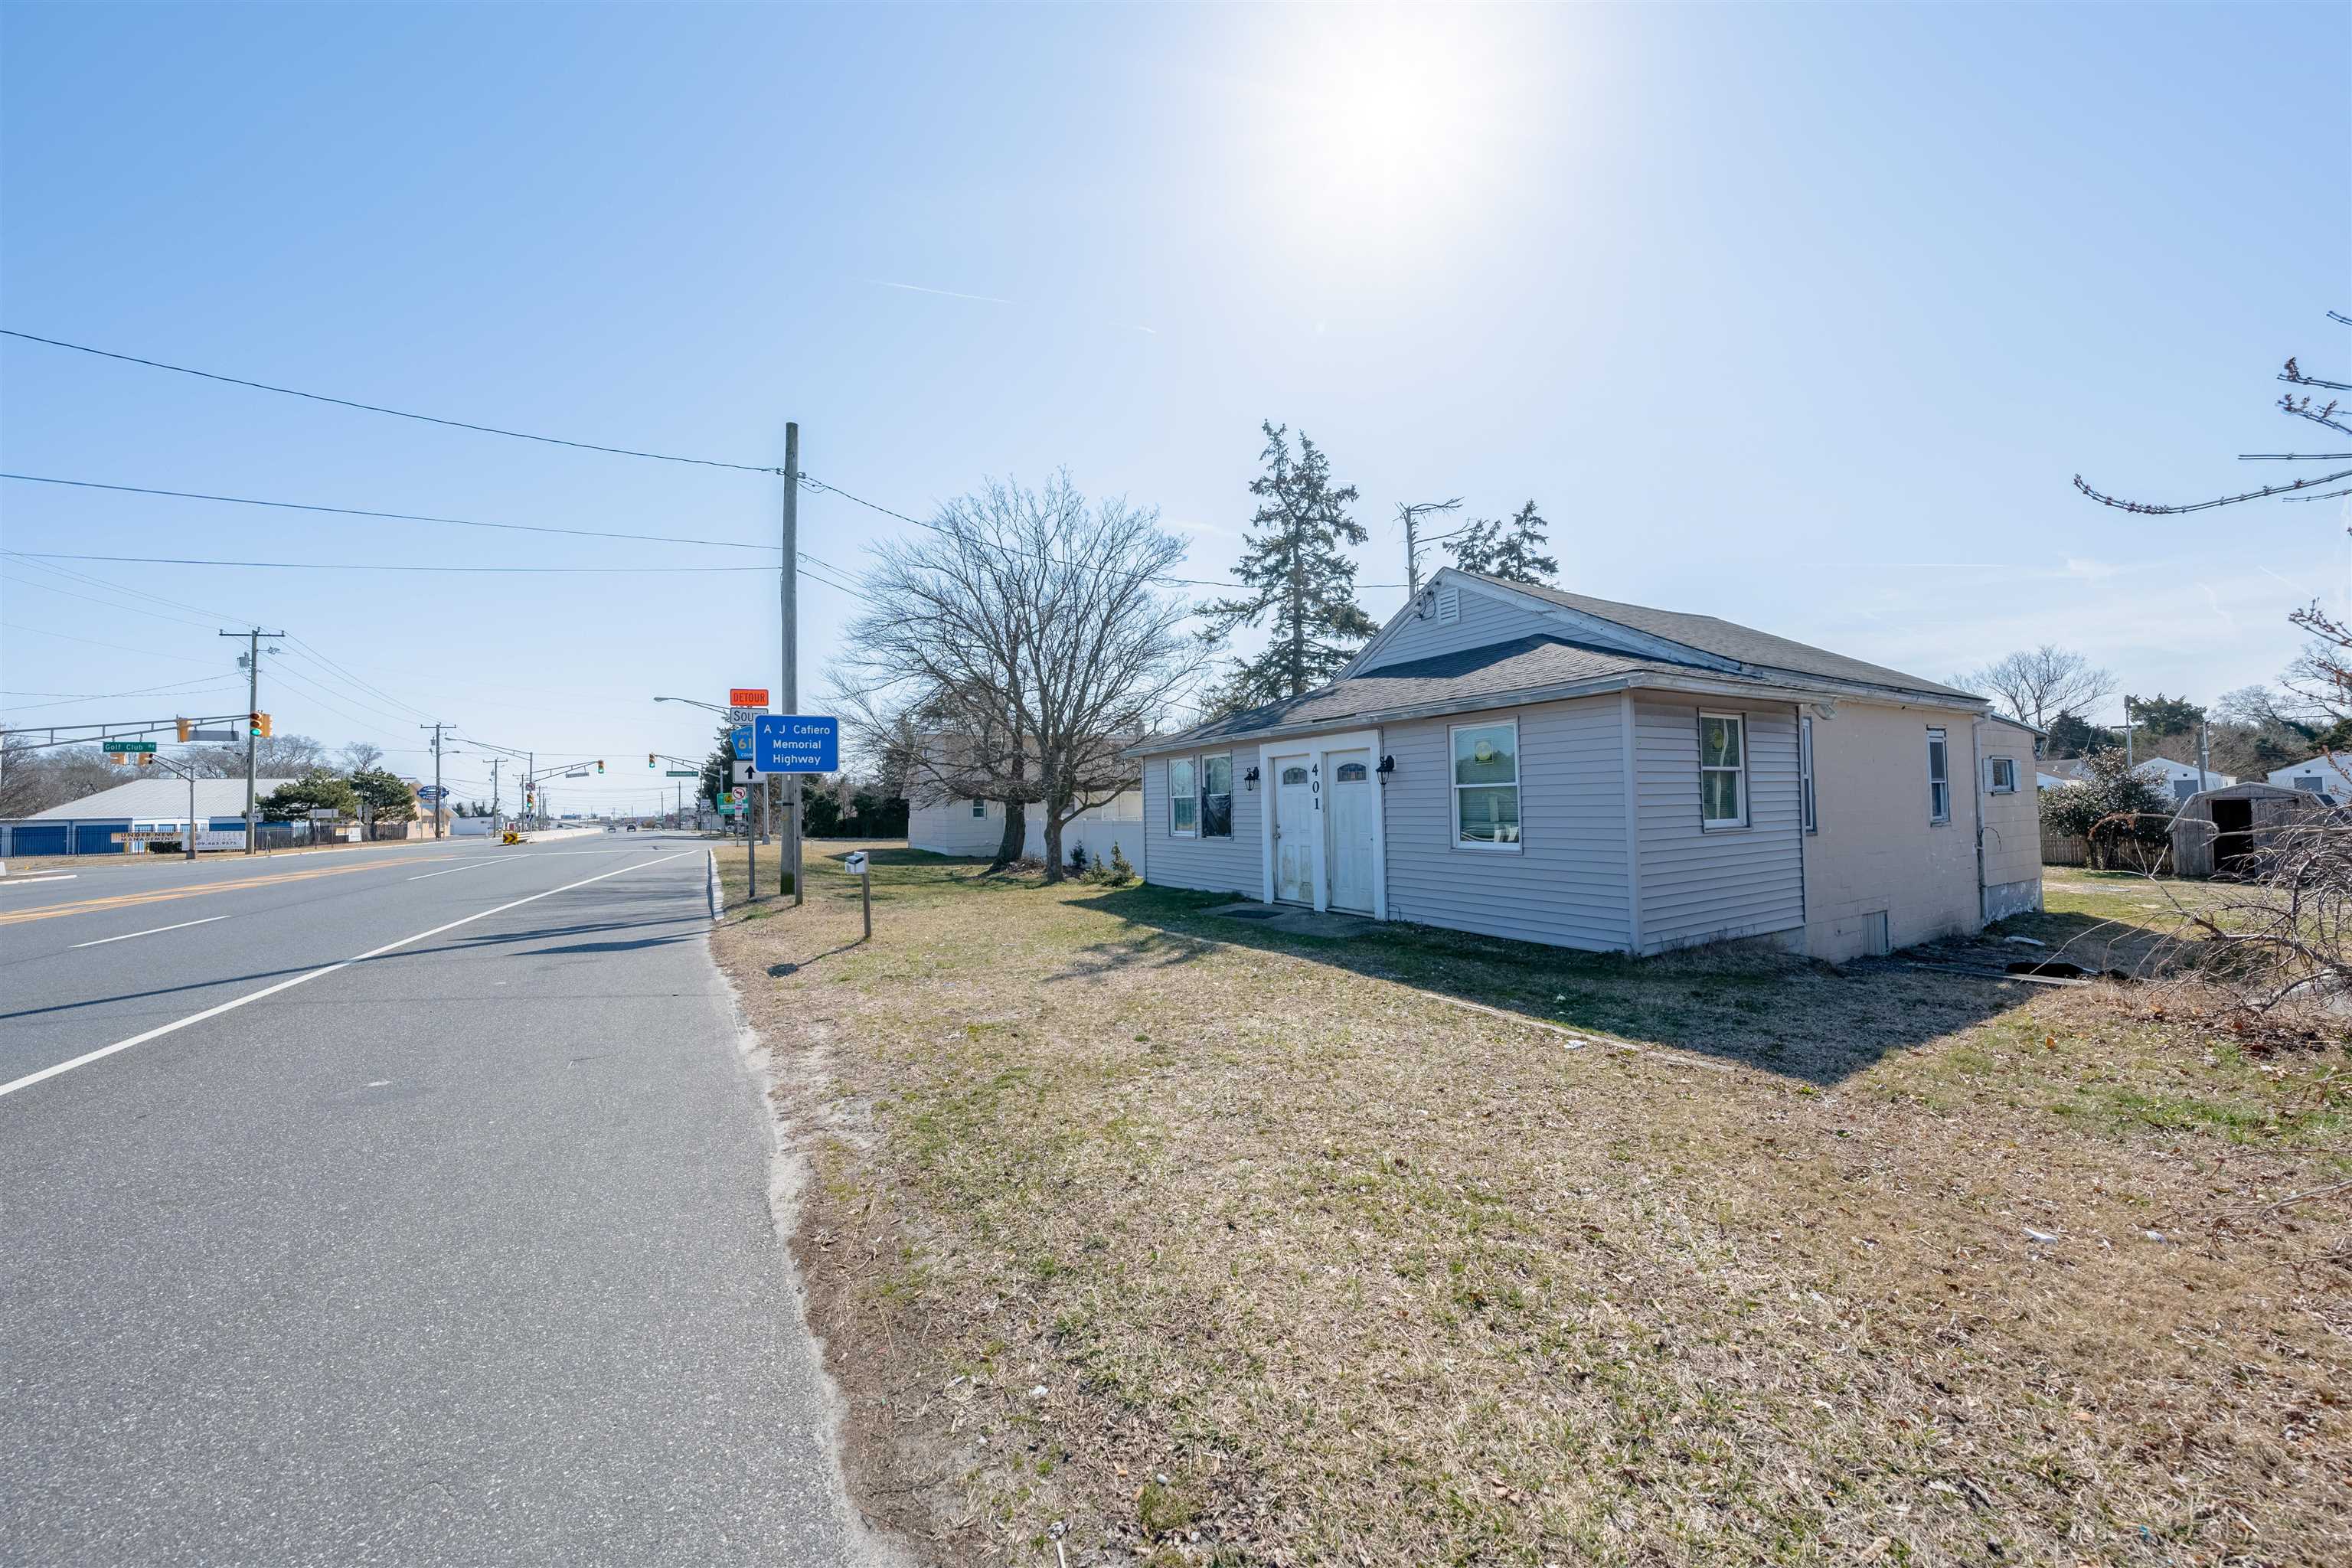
left=707, top=848, right=721, bottom=920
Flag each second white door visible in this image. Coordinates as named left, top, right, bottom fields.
left=1324, top=749, right=1374, bottom=914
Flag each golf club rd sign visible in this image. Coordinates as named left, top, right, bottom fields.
left=728, top=688, right=769, bottom=709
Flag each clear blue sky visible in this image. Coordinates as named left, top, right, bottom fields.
left=3, top=2, right=2344, bottom=808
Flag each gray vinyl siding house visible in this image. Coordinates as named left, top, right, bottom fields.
left=1132, top=570, right=2041, bottom=962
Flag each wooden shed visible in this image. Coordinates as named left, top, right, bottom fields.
left=2170, top=782, right=2317, bottom=879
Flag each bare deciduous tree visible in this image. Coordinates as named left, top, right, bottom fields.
left=1954, top=644, right=2116, bottom=731
left=833, top=474, right=1195, bottom=881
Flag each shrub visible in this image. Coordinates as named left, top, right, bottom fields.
left=2040, top=750, right=2174, bottom=871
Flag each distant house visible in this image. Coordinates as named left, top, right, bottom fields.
left=2038, top=754, right=2233, bottom=801
left=2268, top=755, right=2352, bottom=799
left=901, top=735, right=1143, bottom=865
left=1129, top=570, right=2043, bottom=962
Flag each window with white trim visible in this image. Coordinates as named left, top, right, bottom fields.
left=1987, top=756, right=2017, bottom=794
left=1452, top=720, right=1521, bottom=848
left=970, top=799, right=986, bottom=818
left=1927, top=728, right=1951, bottom=822
left=1200, top=753, right=1233, bottom=838
left=1168, top=756, right=1197, bottom=836
left=1798, top=715, right=1817, bottom=833
left=1698, top=712, right=1747, bottom=828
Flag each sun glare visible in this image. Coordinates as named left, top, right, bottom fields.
left=1236, top=8, right=1530, bottom=279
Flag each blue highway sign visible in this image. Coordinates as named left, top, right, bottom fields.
left=751, top=714, right=839, bottom=774
left=730, top=724, right=753, bottom=760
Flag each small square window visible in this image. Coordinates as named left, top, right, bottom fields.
left=1988, top=756, right=2017, bottom=794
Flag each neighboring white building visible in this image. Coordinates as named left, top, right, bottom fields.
left=2269, top=755, right=2352, bottom=799
left=906, top=789, right=1144, bottom=865
left=2037, top=754, right=2233, bottom=801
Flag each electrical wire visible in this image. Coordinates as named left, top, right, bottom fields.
left=1, top=473, right=780, bottom=553
left=0, top=675, right=241, bottom=713
left=8, top=550, right=771, bottom=573
left=0, top=329, right=782, bottom=474
left=1, top=623, right=224, bottom=665
left=798, top=472, right=1410, bottom=592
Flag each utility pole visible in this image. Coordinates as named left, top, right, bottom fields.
left=2197, top=717, right=2211, bottom=795
left=420, top=722, right=451, bottom=838
left=220, top=626, right=285, bottom=855
left=490, top=757, right=501, bottom=827
left=783, top=420, right=804, bottom=906
left=2123, top=696, right=2135, bottom=773
left=1396, top=498, right=1463, bottom=600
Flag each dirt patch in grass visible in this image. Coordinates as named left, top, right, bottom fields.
left=713, top=844, right=2352, bottom=1566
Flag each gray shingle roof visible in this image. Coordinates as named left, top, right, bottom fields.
left=1475, top=576, right=1978, bottom=701
left=1149, top=636, right=1677, bottom=749
left=25, top=777, right=301, bottom=820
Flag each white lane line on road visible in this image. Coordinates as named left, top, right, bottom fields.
left=1, top=875, right=79, bottom=887
left=69, top=915, right=230, bottom=949
left=407, top=855, right=525, bottom=881
left=0, top=851, right=699, bottom=1102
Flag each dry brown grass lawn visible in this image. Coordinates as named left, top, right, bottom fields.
left=713, top=844, right=2350, bottom=1567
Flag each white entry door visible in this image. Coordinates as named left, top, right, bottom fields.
left=1324, top=749, right=1375, bottom=913
left=1272, top=755, right=1315, bottom=904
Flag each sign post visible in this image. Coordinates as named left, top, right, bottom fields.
left=844, top=848, right=871, bottom=942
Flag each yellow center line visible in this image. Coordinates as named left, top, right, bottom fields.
left=0, top=854, right=467, bottom=926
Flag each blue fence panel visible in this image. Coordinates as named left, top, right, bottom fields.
left=74, top=820, right=132, bottom=854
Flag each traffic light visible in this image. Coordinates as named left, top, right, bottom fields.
left=595, top=759, right=605, bottom=773
left=259, top=713, right=273, bottom=737
left=648, top=753, right=656, bottom=769
left=248, top=712, right=263, bottom=737
left=175, top=717, right=191, bottom=742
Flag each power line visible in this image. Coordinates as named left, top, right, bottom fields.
left=8, top=550, right=770, bottom=574
left=2, top=472, right=779, bottom=553
left=0, top=329, right=782, bottom=474
left=797, top=472, right=1410, bottom=592
left=1, top=623, right=224, bottom=665
left=0, top=675, right=241, bottom=714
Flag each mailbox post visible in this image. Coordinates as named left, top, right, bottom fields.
left=844, top=849, right=871, bottom=942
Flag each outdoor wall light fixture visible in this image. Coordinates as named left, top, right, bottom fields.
left=1377, top=755, right=1396, bottom=778
left=1243, top=766, right=1261, bottom=791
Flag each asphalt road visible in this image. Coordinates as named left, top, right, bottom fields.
left=1, top=833, right=870, bottom=1566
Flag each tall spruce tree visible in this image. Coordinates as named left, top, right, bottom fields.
left=1200, top=422, right=1376, bottom=706
left=1446, top=498, right=1557, bottom=584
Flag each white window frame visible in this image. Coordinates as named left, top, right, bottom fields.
left=1927, top=727, right=1951, bottom=823
left=1798, top=714, right=1817, bottom=834
left=1697, top=710, right=1749, bottom=830
left=1449, top=717, right=1524, bottom=853
left=970, top=799, right=986, bottom=818
left=1199, top=752, right=1233, bottom=839
left=1986, top=756, right=2017, bottom=795
left=1167, top=756, right=1197, bottom=838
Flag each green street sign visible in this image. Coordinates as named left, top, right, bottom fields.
left=665, top=769, right=697, bottom=777
left=107, top=740, right=157, bottom=753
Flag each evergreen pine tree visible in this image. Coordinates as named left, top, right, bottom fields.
left=1200, top=422, right=1377, bottom=706
left=1447, top=498, right=1558, bottom=584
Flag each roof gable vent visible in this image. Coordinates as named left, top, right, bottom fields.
left=1435, top=584, right=1459, bottom=625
